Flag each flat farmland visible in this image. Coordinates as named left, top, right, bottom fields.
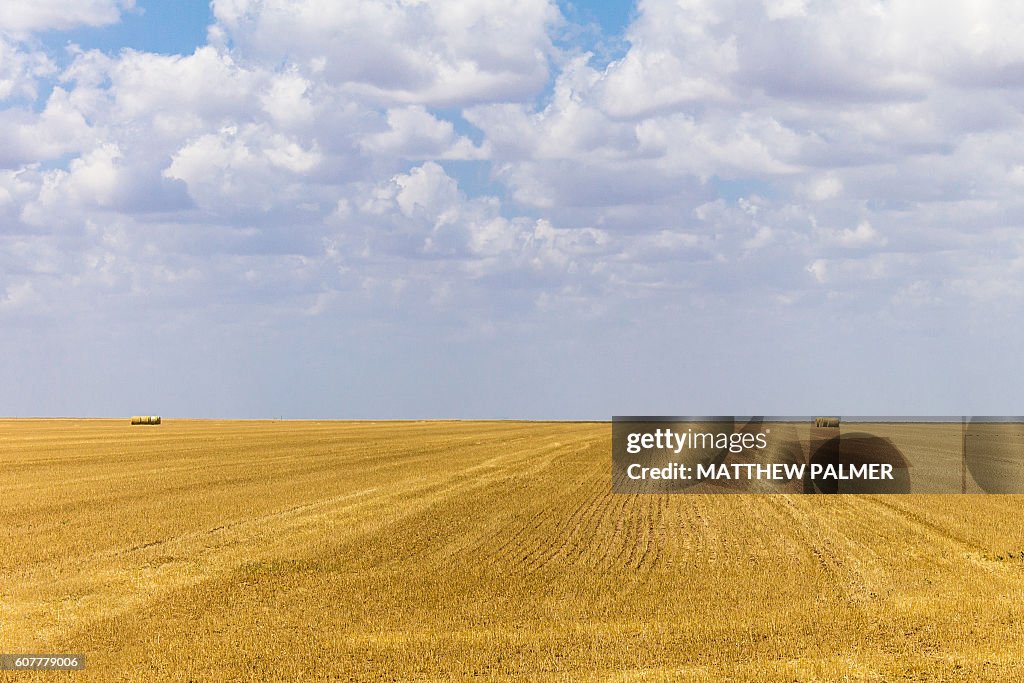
left=3, top=419, right=1024, bottom=681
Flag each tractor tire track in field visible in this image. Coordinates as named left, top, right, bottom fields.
left=861, top=496, right=989, bottom=556
left=119, top=487, right=383, bottom=558
left=767, top=496, right=882, bottom=605
left=480, top=441, right=610, bottom=572
left=360, top=433, right=608, bottom=571
left=524, top=464, right=610, bottom=571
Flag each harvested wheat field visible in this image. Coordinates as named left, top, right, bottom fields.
left=3, top=419, right=1024, bottom=681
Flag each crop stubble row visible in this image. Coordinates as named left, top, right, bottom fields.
left=2, top=419, right=1024, bottom=681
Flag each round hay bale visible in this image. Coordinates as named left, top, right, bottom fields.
left=806, top=432, right=910, bottom=493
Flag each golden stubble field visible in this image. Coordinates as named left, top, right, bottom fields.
left=3, top=419, right=1024, bottom=681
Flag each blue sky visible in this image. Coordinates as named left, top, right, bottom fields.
left=38, top=1, right=211, bottom=56
left=40, top=1, right=636, bottom=56
left=3, top=1, right=1024, bottom=418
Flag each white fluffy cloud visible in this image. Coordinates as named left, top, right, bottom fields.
left=4, top=0, right=1024, bottom=416
left=0, top=37, right=55, bottom=101
left=6, top=0, right=1024, bottom=313
left=165, top=124, right=322, bottom=209
left=212, top=0, right=561, bottom=106
left=354, top=161, right=609, bottom=265
left=360, top=106, right=488, bottom=160
left=0, top=0, right=132, bottom=34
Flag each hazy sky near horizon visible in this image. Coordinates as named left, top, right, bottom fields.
left=2, top=0, right=1024, bottom=418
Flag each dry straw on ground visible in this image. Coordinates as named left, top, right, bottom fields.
left=3, top=419, right=1024, bottom=681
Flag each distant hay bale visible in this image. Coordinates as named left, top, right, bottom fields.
left=815, top=417, right=840, bottom=428
left=131, top=416, right=161, bottom=426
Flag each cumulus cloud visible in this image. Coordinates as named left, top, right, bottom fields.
left=165, top=124, right=322, bottom=209
left=78, top=46, right=264, bottom=127
left=3, top=0, right=1024, bottom=416
left=0, top=0, right=132, bottom=34
left=0, top=37, right=55, bottom=101
left=360, top=106, right=488, bottom=160
left=212, top=0, right=561, bottom=106
left=833, top=220, right=887, bottom=249
left=344, top=161, right=610, bottom=269
left=5, top=0, right=1024, bottom=314
left=0, top=87, right=95, bottom=166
